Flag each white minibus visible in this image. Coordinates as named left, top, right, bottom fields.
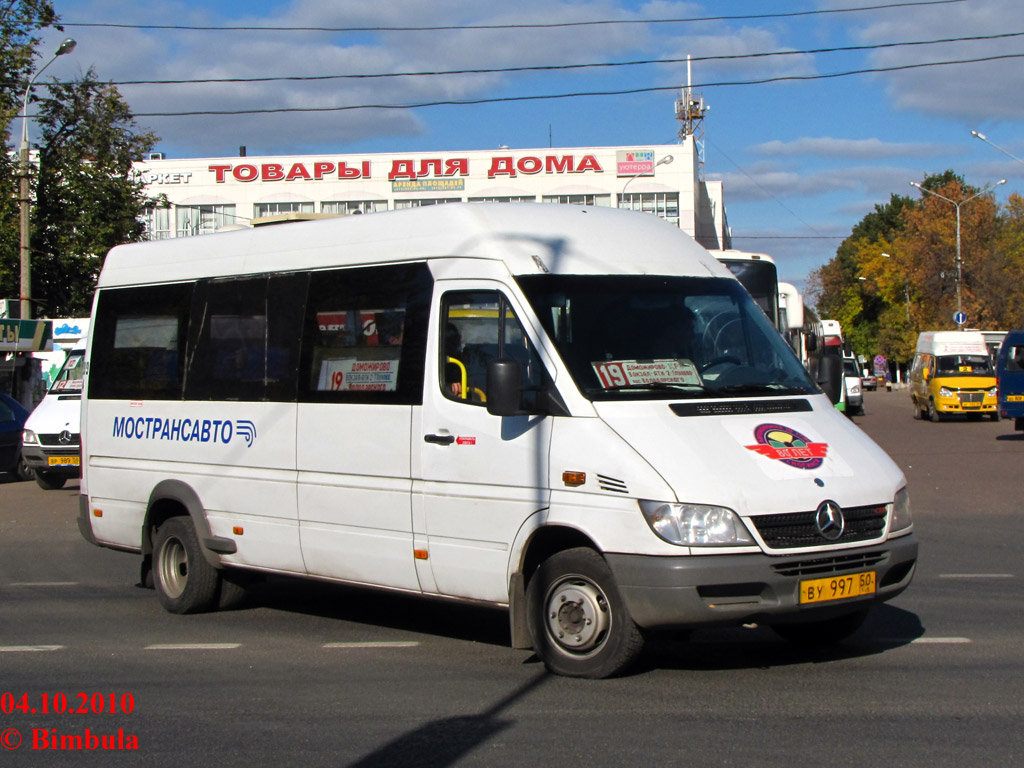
left=79, top=204, right=917, bottom=678
left=23, top=339, right=86, bottom=489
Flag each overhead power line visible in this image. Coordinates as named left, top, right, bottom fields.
left=117, top=51, right=1024, bottom=118
left=62, top=0, right=968, bottom=33
left=48, top=29, right=1024, bottom=87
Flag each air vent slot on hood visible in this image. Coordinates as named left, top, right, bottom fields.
left=670, top=399, right=813, bottom=418
left=596, top=474, right=629, bottom=494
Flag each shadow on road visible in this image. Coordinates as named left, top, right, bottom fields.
left=639, top=604, right=924, bottom=673
left=346, top=672, right=548, bottom=768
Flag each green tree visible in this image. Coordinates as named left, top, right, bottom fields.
left=809, top=192, right=913, bottom=360
left=29, top=69, right=159, bottom=315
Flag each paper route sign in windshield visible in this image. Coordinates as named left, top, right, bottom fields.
left=592, top=359, right=701, bottom=389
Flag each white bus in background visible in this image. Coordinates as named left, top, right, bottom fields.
left=777, top=282, right=805, bottom=362
left=77, top=204, right=916, bottom=678
left=712, top=250, right=779, bottom=329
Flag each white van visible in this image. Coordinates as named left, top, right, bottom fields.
left=78, top=204, right=917, bottom=678
left=22, top=339, right=86, bottom=489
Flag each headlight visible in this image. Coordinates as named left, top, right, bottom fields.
left=989, top=387, right=998, bottom=397
left=640, top=500, right=755, bottom=546
left=939, top=387, right=953, bottom=397
left=890, top=487, right=913, bottom=533
left=22, top=429, right=38, bottom=445
left=850, top=383, right=861, bottom=395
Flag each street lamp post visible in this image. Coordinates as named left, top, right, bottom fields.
left=621, top=154, right=673, bottom=197
left=971, top=130, right=1024, bottom=167
left=19, top=37, right=76, bottom=320
left=909, top=178, right=1006, bottom=330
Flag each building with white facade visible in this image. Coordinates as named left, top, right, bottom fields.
left=136, top=138, right=731, bottom=249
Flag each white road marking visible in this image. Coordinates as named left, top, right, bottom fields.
left=0, top=645, right=64, bottom=652
left=910, top=637, right=972, bottom=644
left=323, top=641, right=420, bottom=649
left=8, top=582, right=79, bottom=587
left=939, top=573, right=1014, bottom=579
left=145, top=643, right=241, bottom=650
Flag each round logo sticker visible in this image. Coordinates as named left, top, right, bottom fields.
left=745, top=423, right=828, bottom=470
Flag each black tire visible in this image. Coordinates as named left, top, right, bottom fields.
left=771, top=608, right=869, bottom=647
left=912, top=397, right=922, bottom=420
left=928, top=400, right=941, bottom=422
left=990, top=412, right=1000, bottom=422
left=35, top=471, right=66, bottom=490
left=15, top=451, right=34, bottom=482
left=526, top=547, right=644, bottom=679
left=217, top=569, right=251, bottom=611
left=152, top=517, right=219, bottom=614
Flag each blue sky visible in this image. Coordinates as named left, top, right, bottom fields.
left=34, top=0, right=1024, bottom=294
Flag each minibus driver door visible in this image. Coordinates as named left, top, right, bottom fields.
left=414, top=286, right=554, bottom=603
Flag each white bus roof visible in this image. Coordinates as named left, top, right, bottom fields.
left=98, top=203, right=732, bottom=288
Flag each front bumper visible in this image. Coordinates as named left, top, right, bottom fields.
left=606, top=533, right=918, bottom=630
left=935, top=394, right=997, bottom=414
left=22, top=443, right=81, bottom=476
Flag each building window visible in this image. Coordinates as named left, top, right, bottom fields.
left=541, top=194, right=611, bottom=207
left=254, top=201, right=315, bottom=218
left=321, top=200, right=388, bottom=215
left=143, top=206, right=172, bottom=240
left=393, top=198, right=462, bottom=209
left=468, top=196, right=536, bottom=203
left=617, top=192, right=680, bottom=227
left=175, top=204, right=238, bottom=237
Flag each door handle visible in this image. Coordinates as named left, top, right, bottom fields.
left=424, top=433, right=456, bottom=445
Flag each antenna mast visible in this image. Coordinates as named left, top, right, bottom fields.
left=676, top=55, right=708, bottom=180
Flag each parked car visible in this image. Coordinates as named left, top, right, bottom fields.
left=843, top=358, right=864, bottom=415
left=861, top=372, right=878, bottom=391
left=0, top=392, right=33, bottom=481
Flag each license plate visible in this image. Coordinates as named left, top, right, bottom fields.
left=961, top=401, right=980, bottom=408
left=800, top=571, right=876, bottom=604
left=1008, top=395, right=1024, bottom=402
left=47, top=456, right=80, bottom=466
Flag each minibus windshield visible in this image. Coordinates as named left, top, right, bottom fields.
left=935, top=355, right=992, bottom=376
left=48, top=349, right=85, bottom=395
left=516, top=275, right=818, bottom=401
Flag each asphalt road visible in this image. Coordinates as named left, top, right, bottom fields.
left=1, top=388, right=1022, bottom=767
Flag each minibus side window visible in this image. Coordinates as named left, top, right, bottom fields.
left=89, top=283, right=194, bottom=400
left=1008, top=346, right=1024, bottom=372
left=298, top=263, right=431, bottom=405
left=185, top=274, right=307, bottom=402
left=440, top=291, right=544, bottom=405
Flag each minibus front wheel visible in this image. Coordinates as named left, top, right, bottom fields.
left=152, top=516, right=220, bottom=614
left=526, top=547, right=644, bottom=678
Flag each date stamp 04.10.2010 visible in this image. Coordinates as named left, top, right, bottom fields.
left=2, top=692, right=138, bottom=752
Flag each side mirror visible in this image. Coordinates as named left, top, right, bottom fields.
left=805, top=333, right=818, bottom=352
left=817, top=354, right=843, bottom=405
left=486, top=359, right=527, bottom=416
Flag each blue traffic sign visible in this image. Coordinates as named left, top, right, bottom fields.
left=954, top=311, right=967, bottom=325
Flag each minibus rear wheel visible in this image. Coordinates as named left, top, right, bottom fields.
left=152, top=516, right=219, bottom=614
left=526, top=547, right=644, bottom=679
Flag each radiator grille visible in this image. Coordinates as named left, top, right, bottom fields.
left=751, top=504, right=887, bottom=549
left=771, top=550, right=888, bottom=578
